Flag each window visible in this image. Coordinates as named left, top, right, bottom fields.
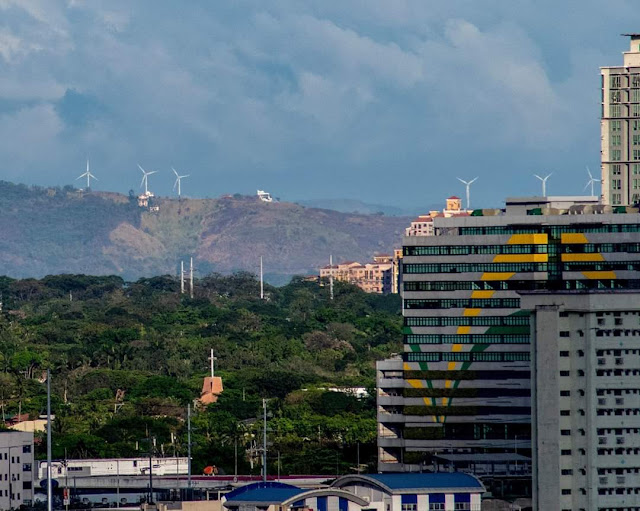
left=634, top=104, right=640, bottom=117
left=561, top=489, right=572, bottom=495
left=611, top=134, right=622, bottom=145
left=610, top=104, right=622, bottom=118
left=611, top=75, right=622, bottom=88
left=401, top=505, right=417, bottom=511
left=561, top=429, right=571, bottom=436
left=612, top=179, right=622, bottom=190
left=633, top=89, right=640, bottom=102
left=611, top=120, right=622, bottom=132
left=561, top=410, right=571, bottom=416
left=560, top=390, right=571, bottom=396
left=22, top=445, right=31, bottom=454
left=561, top=469, right=573, bottom=475
left=634, top=164, right=640, bottom=175
left=560, top=371, right=571, bottom=377
left=560, top=351, right=570, bottom=357
left=560, top=331, right=570, bottom=337
left=611, top=150, right=622, bottom=161
left=561, top=449, right=572, bottom=455
left=613, top=164, right=622, bottom=175
left=611, top=90, right=622, bottom=103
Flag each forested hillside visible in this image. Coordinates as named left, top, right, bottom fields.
left=0, top=182, right=409, bottom=284
left=0, top=273, right=402, bottom=474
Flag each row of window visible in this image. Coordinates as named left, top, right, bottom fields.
left=609, top=74, right=640, bottom=88
left=404, top=298, right=521, bottom=310
left=405, top=334, right=529, bottom=345
left=405, top=352, right=530, bottom=362
left=456, top=224, right=640, bottom=236
left=404, top=280, right=545, bottom=292
left=405, top=316, right=529, bottom=327
left=403, top=262, right=549, bottom=274
left=563, top=243, right=640, bottom=253
left=564, top=261, right=640, bottom=271
left=404, top=244, right=549, bottom=256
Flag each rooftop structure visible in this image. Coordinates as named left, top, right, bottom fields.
left=405, top=196, right=470, bottom=237
left=223, top=473, right=484, bottom=511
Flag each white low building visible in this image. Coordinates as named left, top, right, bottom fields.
left=38, top=457, right=189, bottom=480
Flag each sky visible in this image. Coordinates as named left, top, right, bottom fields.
left=1, top=0, right=639, bottom=209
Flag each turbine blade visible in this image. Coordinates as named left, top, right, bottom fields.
left=546, top=173, right=553, bottom=179
left=181, top=174, right=190, bottom=179
left=457, top=177, right=466, bottom=184
left=587, top=166, right=593, bottom=180
left=173, top=167, right=179, bottom=177
left=138, top=164, right=145, bottom=174
left=584, top=181, right=590, bottom=191
left=534, top=174, right=542, bottom=180
left=173, top=178, right=178, bottom=191
left=76, top=173, right=85, bottom=180
left=147, top=170, right=157, bottom=175
left=140, top=176, right=146, bottom=188
left=470, top=177, right=479, bottom=184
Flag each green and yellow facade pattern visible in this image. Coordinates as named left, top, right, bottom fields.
left=390, top=214, right=640, bottom=468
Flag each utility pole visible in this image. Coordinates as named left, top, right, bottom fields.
left=329, top=255, right=334, bottom=300
left=147, top=431, right=154, bottom=504
left=47, top=369, right=52, bottom=511
left=187, top=404, right=192, bottom=497
left=180, top=261, right=185, bottom=294
left=262, top=399, right=267, bottom=482
left=260, top=256, right=264, bottom=299
left=189, top=257, right=194, bottom=299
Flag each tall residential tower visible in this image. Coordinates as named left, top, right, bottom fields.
left=601, top=34, right=640, bottom=206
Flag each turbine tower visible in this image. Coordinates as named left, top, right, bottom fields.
left=76, top=160, right=98, bottom=189
left=584, top=166, right=599, bottom=197
left=172, top=167, right=190, bottom=198
left=456, top=177, right=478, bottom=210
left=534, top=173, right=552, bottom=196
left=138, top=164, right=157, bottom=195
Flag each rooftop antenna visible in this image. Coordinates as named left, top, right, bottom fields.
left=260, top=256, right=264, bottom=299
left=584, top=166, right=599, bottom=197
left=76, top=159, right=98, bottom=189
left=172, top=167, right=190, bottom=198
left=46, top=369, right=52, bottom=511
left=180, top=261, right=185, bottom=294
left=329, top=254, right=334, bottom=301
left=534, top=173, right=552, bottom=196
left=456, top=177, right=478, bottom=210
left=138, top=164, right=157, bottom=195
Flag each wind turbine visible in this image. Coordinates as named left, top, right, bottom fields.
left=76, top=160, right=98, bottom=189
left=584, top=166, right=599, bottom=197
left=172, top=167, right=190, bottom=198
left=534, top=173, right=552, bottom=196
left=138, top=164, right=157, bottom=195
left=457, top=177, right=479, bottom=210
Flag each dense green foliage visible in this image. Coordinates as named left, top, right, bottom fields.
left=0, top=272, right=401, bottom=475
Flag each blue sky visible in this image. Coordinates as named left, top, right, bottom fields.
left=0, top=0, right=639, bottom=209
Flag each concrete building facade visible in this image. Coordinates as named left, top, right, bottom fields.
left=378, top=196, right=640, bottom=496
left=601, top=34, right=640, bottom=206
left=521, top=291, right=640, bottom=511
left=0, top=431, right=35, bottom=509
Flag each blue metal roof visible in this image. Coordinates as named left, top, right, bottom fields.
left=224, top=482, right=306, bottom=504
left=348, top=473, right=483, bottom=490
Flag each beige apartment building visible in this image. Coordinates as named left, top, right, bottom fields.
left=405, top=196, right=469, bottom=237
left=601, top=34, right=640, bottom=206
left=320, top=255, right=394, bottom=294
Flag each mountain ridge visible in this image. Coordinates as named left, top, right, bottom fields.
left=0, top=182, right=410, bottom=284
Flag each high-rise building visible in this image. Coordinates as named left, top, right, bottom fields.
left=0, top=431, right=35, bottom=509
left=521, top=291, right=640, bottom=511
left=601, top=34, right=640, bottom=206
left=377, top=196, right=640, bottom=496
